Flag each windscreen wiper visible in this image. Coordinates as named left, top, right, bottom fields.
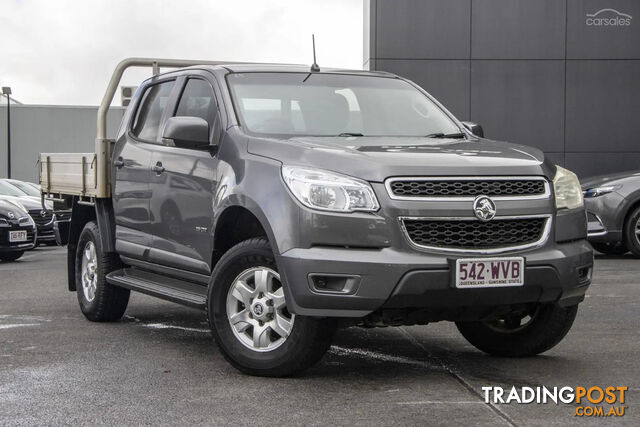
left=425, top=132, right=466, bottom=139
left=337, top=132, right=364, bottom=137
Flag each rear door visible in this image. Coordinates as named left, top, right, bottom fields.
left=113, top=79, right=176, bottom=259
left=148, top=73, right=221, bottom=274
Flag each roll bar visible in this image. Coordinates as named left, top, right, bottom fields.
left=96, top=57, right=258, bottom=139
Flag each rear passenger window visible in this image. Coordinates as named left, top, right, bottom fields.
left=175, top=79, right=217, bottom=130
left=132, top=81, right=175, bottom=142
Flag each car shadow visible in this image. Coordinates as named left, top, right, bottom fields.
left=114, top=302, right=584, bottom=384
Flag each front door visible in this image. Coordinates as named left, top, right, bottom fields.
left=113, top=79, right=176, bottom=259
left=148, top=76, right=220, bottom=274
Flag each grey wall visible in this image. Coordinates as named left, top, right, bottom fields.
left=0, top=105, right=125, bottom=182
left=364, top=0, right=640, bottom=177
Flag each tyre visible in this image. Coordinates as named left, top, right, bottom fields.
left=456, top=304, right=578, bottom=357
left=208, top=237, right=336, bottom=377
left=623, top=205, right=640, bottom=257
left=0, top=251, right=24, bottom=262
left=591, top=242, right=628, bottom=256
left=75, top=221, right=130, bottom=322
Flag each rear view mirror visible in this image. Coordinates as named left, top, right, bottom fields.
left=461, top=121, right=484, bottom=138
left=162, top=116, right=210, bottom=150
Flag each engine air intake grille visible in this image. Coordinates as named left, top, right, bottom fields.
left=388, top=178, right=547, bottom=198
left=402, top=217, right=547, bottom=250
left=29, top=210, right=54, bottom=227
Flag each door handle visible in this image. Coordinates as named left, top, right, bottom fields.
left=114, top=157, right=124, bottom=168
left=152, top=162, right=165, bottom=174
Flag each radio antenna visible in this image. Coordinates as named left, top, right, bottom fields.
left=310, top=34, right=320, bottom=72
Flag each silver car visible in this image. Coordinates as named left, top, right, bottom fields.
left=582, top=170, right=640, bottom=257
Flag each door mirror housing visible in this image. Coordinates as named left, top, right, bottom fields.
left=461, top=121, right=484, bottom=138
left=162, top=116, right=210, bottom=150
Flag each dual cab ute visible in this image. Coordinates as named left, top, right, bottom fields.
left=41, top=58, right=593, bottom=376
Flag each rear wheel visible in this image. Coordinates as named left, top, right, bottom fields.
left=623, top=206, right=640, bottom=257
left=75, top=221, right=130, bottom=322
left=208, top=237, right=336, bottom=377
left=591, top=242, right=628, bottom=255
left=0, top=251, right=24, bottom=262
left=456, top=304, right=578, bottom=357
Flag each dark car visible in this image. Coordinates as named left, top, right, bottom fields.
left=582, top=170, right=640, bottom=256
left=0, top=199, right=37, bottom=261
left=0, top=180, right=56, bottom=246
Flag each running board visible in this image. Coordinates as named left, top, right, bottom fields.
left=106, top=268, right=207, bottom=310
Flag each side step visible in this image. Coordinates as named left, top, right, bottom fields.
left=106, top=268, right=207, bottom=310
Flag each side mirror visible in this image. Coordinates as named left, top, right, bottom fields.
left=461, top=121, right=484, bottom=138
left=162, top=116, right=210, bottom=150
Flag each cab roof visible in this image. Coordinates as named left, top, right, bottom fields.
left=177, top=63, right=399, bottom=78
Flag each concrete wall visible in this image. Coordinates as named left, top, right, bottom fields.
left=0, top=105, right=125, bottom=182
left=364, top=0, right=640, bottom=177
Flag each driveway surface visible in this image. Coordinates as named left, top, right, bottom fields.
left=1, top=247, right=638, bottom=425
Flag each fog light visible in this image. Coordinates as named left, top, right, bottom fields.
left=308, top=274, right=360, bottom=295
left=577, top=266, right=592, bottom=283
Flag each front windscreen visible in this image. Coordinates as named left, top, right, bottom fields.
left=0, top=180, right=25, bottom=197
left=10, top=181, right=40, bottom=197
left=226, top=72, right=460, bottom=137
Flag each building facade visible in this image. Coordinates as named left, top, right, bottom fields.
left=0, top=105, right=124, bottom=182
left=364, top=0, right=640, bottom=177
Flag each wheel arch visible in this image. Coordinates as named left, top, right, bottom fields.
left=212, top=201, right=277, bottom=267
left=622, top=195, right=640, bottom=246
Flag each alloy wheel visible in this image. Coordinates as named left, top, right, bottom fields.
left=81, top=241, right=98, bottom=302
left=226, top=267, right=295, bottom=352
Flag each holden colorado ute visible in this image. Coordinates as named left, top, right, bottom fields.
left=40, top=58, right=593, bottom=377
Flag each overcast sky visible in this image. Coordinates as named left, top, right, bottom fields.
left=1, top=0, right=363, bottom=106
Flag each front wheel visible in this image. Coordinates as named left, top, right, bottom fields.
left=456, top=304, right=578, bottom=357
left=208, top=237, right=336, bottom=377
left=623, top=206, right=640, bottom=257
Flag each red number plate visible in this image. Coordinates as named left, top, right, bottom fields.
left=455, top=257, right=524, bottom=288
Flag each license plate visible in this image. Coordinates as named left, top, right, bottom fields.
left=9, top=230, right=27, bottom=242
left=455, top=257, right=524, bottom=288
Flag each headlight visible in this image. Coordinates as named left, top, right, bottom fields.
left=583, top=184, right=621, bottom=198
left=282, top=166, right=379, bottom=212
left=553, top=166, right=583, bottom=210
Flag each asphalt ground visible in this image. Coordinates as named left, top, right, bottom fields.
left=0, top=246, right=638, bottom=426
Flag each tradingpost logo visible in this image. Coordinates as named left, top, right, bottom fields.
left=482, top=386, right=628, bottom=418
left=586, top=8, right=632, bottom=26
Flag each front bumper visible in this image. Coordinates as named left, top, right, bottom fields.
left=270, top=176, right=591, bottom=319
left=583, top=192, right=625, bottom=243
left=277, top=238, right=593, bottom=318
left=0, top=224, right=37, bottom=252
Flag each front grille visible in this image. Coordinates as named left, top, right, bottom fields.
left=29, top=210, right=54, bottom=227
left=402, top=217, right=548, bottom=251
left=388, top=178, right=547, bottom=198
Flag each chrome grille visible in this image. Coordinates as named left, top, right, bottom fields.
left=387, top=177, right=548, bottom=199
left=401, top=217, right=549, bottom=252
